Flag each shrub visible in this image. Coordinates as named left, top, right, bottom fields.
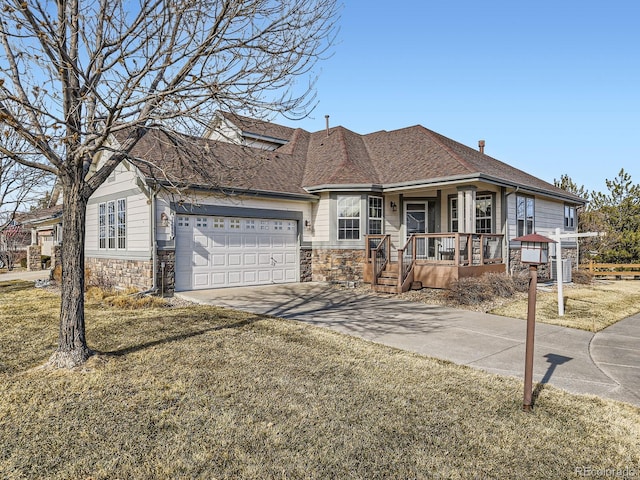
left=572, top=269, right=593, bottom=285
left=511, top=271, right=531, bottom=292
left=51, top=265, right=62, bottom=283
left=85, top=286, right=167, bottom=309
left=484, top=273, right=516, bottom=297
left=446, top=277, right=494, bottom=305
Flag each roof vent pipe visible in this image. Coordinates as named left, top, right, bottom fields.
left=478, top=140, right=485, bottom=154
left=325, top=115, right=330, bottom=137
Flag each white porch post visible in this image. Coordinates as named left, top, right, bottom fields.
left=457, top=190, right=465, bottom=232
left=465, top=189, right=476, bottom=233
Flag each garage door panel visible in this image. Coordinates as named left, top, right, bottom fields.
left=243, top=253, right=257, bottom=265
left=243, top=270, right=257, bottom=283
left=193, top=253, right=208, bottom=266
left=258, top=270, right=271, bottom=282
left=258, top=253, right=272, bottom=265
left=194, top=273, right=209, bottom=286
left=212, top=235, right=226, bottom=247
left=228, top=254, right=242, bottom=266
left=212, top=254, right=225, bottom=266
left=175, top=214, right=299, bottom=291
left=228, top=235, right=242, bottom=248
left=228, top=271, right=242, bottom=284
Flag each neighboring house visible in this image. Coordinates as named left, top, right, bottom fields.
left=84, top=113, right=585, bottom=293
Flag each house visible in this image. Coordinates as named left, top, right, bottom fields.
left=84, top=113, right=585, bottom=293
left=1, top=203, right=63, bottom=270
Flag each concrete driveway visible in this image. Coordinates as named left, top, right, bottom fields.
left=177, top=282, right=638, bottom=407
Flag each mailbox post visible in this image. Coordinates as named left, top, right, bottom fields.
left=513, top=233, right=555, bottom=412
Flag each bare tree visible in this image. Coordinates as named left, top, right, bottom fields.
left=0, top=0, right=338, bottom=367
left=0, top=137, right=52, bottom=231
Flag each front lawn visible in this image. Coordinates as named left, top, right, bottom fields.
left=0, top=283, right=638, bottom=479
left=491, top=280, right=640, bottom=331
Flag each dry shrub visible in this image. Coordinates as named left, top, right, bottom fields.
left=511, top=271, right=531, bottom=292
left=484, top=273, right=515, bottom=297
left=446, top=277, right=494, bottom=305
left=51, top=265, right=62, bottom=283
left=572, top=269, right=593, bottom=285
left=85, top=286, right=167, bottom=309
left=447, top=273, right=525, bottom=305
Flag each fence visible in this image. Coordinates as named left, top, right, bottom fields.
left=583, top=261, right=640, bottom=278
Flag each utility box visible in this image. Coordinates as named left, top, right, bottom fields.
left=551, top=258, right=572, bottom=283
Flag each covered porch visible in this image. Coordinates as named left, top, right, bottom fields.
left=364, top=233, right=506, bottom=292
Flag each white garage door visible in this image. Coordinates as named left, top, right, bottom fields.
left=175, top=215, right=299, bottom=291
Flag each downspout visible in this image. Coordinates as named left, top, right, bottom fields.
left=150, top=186, right=158, bottom=292
left=139, top=184, right=158, bottom=295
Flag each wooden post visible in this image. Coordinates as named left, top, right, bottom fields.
left=523, top=264, right=538, bottom=412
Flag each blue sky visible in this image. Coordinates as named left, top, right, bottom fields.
left=279, top=0, right=640, bottom=195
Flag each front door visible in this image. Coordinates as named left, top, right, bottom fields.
left=405, top=202, right=427, bottom=258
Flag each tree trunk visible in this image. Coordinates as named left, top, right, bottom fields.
left=47, top=183, right=92, bottom=368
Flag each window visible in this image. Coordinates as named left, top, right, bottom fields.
left=177, top=216, right=190, bottom=227
left=99, top=203, right=106, bottom=248
left=337, top=196, right=360, bottom=240
left=475, top=194, right=492, bottom=233
left=195, top=216, right=208, bottom=228
left=99, top=199, right=126, bottom=249
left=368, top=196, right=383, bottom=234
left=516, top=195, right=535, bottom=237
left=213, top=217, right=225, bottom=229
left=107, top=201, right=116, bottom=248
left=245, top=219, right=255, bottom=230
left=230, top=219, right=241, bottom=229
left=450, top=197, right=459, bottom=233
left=564, top=205, right=576, bottom=229
left=117, top=199, right=126, bottom=249
left=273, top=221, right=283, bottom=230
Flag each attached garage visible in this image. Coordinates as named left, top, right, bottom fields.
left=174, top=214, right=300, bottom=291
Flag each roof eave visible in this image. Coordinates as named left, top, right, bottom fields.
left=148, top=178, right=318, bottom=202
left=304, top=183, right=384, bottom=193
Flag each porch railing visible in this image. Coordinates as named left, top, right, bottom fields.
left=367, top=234, right=390, bottom=285
left=398, top=234, right=416, bottom=290
left=406, top=233, right=503, bottom=265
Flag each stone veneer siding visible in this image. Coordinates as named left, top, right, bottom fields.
left=312, top=248, right=365, bottom=284
left=86, top=257, right=153, bottom=290
left=300, top=247, right=312, bottom=282
left=26, top=245, right=42, bottom=271
left=509, top=245, right=578, bottom=280
left=156, top=250, right=176, bottom=295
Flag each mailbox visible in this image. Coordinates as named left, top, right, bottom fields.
left=513, top=233, right=555, bottom=265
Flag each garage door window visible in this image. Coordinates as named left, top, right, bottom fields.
left=245, top=220, right=255, bottom=230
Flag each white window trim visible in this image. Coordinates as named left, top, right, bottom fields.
left=367, top=195, right=383, bottom=235
left=99, top=199, right=126, bottom=250
left=337, top=195, right=361, bottom=241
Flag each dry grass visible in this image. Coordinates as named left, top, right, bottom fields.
left=1, top=284, right=639, bottom=479
left=491, top=280, right=640, bottom=331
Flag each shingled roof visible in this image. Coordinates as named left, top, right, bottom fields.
left=118, top=118, right=584, bottom=203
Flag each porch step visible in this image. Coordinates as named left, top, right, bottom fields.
left=372, top=284, right=399, bottom=294
left=373, top=263, right=400, bottom=293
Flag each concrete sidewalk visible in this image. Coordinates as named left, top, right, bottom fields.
left=0, top=269, right=50, bottom=282
left=177, top=282, right=640, bottom=407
